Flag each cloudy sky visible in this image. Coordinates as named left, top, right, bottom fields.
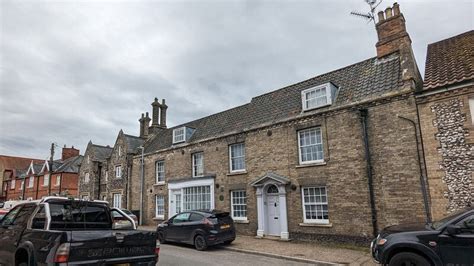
left=0, top=0, right=472, bottom=159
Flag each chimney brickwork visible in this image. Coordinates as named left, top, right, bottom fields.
left=143, top=112, right=151, bottom=138
left=139, top=113, right=145, bottom=138
left=376, top=2, right=422, bottom=90
left=159, top=99, right=167, bottom=128
left=62, top=146, right=79, bottom=161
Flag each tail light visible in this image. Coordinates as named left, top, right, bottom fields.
left=54, top=243, right=70, bottom=263
left=203, top=218, right=214, bottom=228
left=155, top=239, right=160, bottom=256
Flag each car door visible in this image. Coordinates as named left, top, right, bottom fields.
left=438, top=213, right=474, bottom=265
left=0, top=204, right=36, bottom=265
left=184, top=213, right=204, bottom=243
left=167, top=212, right=190, bottom=242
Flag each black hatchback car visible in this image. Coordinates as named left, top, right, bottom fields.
left=157, top=210, right=235, bottom=251
left=371, top=207, right=474, bottom=266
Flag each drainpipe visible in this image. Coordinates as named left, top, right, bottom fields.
left=139, top=146, right=145, bottom=226
left=397, top=115, right=432, bottom=224
left=98, top=163, right=102, bottom=200
left=359, top=109, right=378, bottom=237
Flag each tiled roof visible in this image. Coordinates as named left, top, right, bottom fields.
left=145, top=54, right=402, bottom=153
left=424, top=30, right=474, bottom=90
left=91, top=144, right=113, bottom=161
left=124, top=134, right=144, bottom=154
left=0, top=155, right=42, bottom=170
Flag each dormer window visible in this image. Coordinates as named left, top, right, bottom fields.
left=172, top=126, right=195, bottom=144
left=173, top=127, right=185, bottom=144
left=301, top=82, right=337, bottom=111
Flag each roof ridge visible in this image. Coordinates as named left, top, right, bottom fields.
left=123, top=133, right=142, bottom=139
left=251, top=56, right=377, bottom=101
left=91, top=143, right=112, bottom=149
left=427, top=30, right=474, bottom=47
left=169, top=102, right=252, bottom=130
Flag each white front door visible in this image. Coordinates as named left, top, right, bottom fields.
left=169, top=189, right=181, bottom=217
left=266, top=195, right=280, bottom=236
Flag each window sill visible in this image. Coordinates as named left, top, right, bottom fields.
left=296, top=162, right=327, bottom=168
left=153, top=216, right=165, bottom=221
left=227, top=171, right=247, bottom=176
left=299, top=222, right=332, bottom=228
left=154, top=182, right=166, bottom=186
left=233, top=219, right=249, bottom=224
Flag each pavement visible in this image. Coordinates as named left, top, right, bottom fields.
left=139, top=226, right=377, bottom=265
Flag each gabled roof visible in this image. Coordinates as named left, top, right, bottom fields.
left=423, top=30, right=474, bottom=90
left=90, top=144, right=113, bottom=162
left=55, top=155, right=83, bottom=173
left=145, top=54, right=402, bottom=153
left=123, top=134, right=144, bottom=154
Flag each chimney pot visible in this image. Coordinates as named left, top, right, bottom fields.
left=385, top=7, right=393, bottom=18
left=377, top=11, right=385, bottom=22
left=151, top=97, right=161, bottom=126
left=159, top=99, right=168, bottom=128
left=393, top=3, right=400, bottom=15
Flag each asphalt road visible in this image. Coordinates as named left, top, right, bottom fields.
left=158, top=243, right=315, bottom=266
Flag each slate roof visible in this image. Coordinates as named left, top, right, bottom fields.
left=145, top=54, right=402, bottom=153
left=124, top=134, right=144, bottom=154
left=424, top=30, right=474, bottom=90
left=55, top=155, right=83, bottom=173
left=0, top=155, right=42, bottom=170
left=91, top=144, right=113, bottom=161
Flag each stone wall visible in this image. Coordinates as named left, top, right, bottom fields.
left=418, top=88, right=474, bottom=219
left=78, top=148, right=100, bottom=199
left=104, top=133, right=129, bottom=208
left=130, top=93, right=426, bottom=241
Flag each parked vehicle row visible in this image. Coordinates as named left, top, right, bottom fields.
left=0, top=197, right=159, bottom=265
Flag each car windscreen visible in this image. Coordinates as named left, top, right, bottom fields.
left=49, top=201, right=111, bottom=230
left=432, top=208, right=469, bottom=230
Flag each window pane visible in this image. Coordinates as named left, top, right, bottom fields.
left=230, top=143, right=245, bottom=171
left=302, top=186, right=329, bottom=223
left=299, top=128, right=323, bottom=163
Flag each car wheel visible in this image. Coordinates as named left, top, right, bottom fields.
left=194, top=235, right=208, bottom=251
left=389, top=252, right=431, bottom=266
left=157, top=232, right=167, bottom=244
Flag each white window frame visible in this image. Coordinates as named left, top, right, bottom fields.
left=231, top=190, right=247, bottom=221
left=115, top=165, right=122, bottom=179
left=155, top=160, right=165, bottom=184
left=167, top=178, right=215, bottom=218
left=298, top=127, right=324, bottom=164
left=192, top=152, right=204, bottom=177
left=105, top=170, right=108, bottom=183
left=172, top=127, right=185, bottom=144
left=301, top=83, right=333, bottom=111
left=84, top=172, right=90, bottom=183
left=118, top=146, right=121, bottom=157
left=229, top=143, right=246, bottom=172
left=43, top=174, right=50, bottom=186
left=20, top=180, right=24, bottom=190
left=55, top=175, right=61, bottom=186
left=11, top=179, right=15, bottom=189
left=28, top=176, right=34, bottom=188
left=113, top=193, right=122, bottom=209
left=301, top=186, right=329, bottom=224
left=155, top=195, right=165, bottom=219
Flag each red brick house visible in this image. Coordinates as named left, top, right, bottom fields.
left=0, top=155, right=43, bottom=200
left=3, top=146, right=83, bottom=201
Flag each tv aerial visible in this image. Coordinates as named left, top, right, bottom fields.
left=350, top=0, right=383, bottom=25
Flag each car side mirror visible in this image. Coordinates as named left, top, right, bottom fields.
left=446, top=224, right=461, bottom=235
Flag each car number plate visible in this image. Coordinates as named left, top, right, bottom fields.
left=220, top=224, right=230, bottom=229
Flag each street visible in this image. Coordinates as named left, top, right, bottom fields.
left=158, top=243, right=315, bottom=266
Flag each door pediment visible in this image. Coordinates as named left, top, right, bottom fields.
left=250, top=172, right=290, bottom=187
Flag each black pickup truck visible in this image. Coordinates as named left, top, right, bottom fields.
left=371, top=207, right=474, bottom=266
left=0, top=197, right=159, bottom=265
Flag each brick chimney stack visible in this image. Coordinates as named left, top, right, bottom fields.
left=139, top=113, right=145, bottom=138
left=62, top=145, right=79, bottom=161
left=375, top=2, right=422, bottom=90
left=151, top=98, right=161, bottom=127
left=143, top=112, right=151, bottom=137
left=375, top=2, right=410, bottom=58
left=159, top=99, right=167, bottom=128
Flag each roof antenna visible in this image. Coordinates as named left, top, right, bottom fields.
left=350, top=0, right=383, bottom=25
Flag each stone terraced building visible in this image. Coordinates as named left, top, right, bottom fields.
left=416, top=30, right=474, bottom=221
left=127, top=3, right=432, bottom=243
